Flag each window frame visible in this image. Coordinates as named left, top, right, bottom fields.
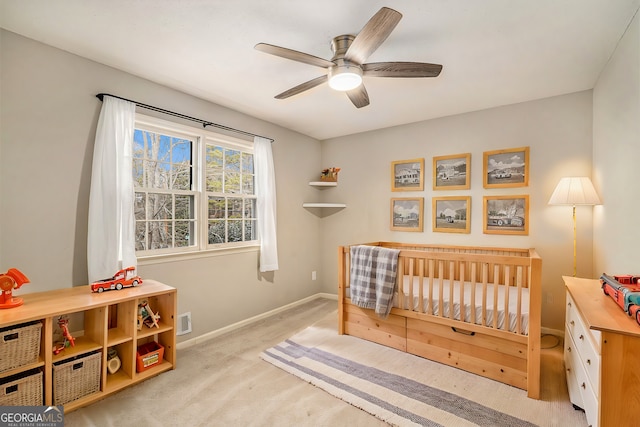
left=134, top=114, right=258, bottom=261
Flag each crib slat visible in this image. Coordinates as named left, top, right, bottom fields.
left=504, top=265, right=510, bottom=331
left=438, top=260, right=445, bottom=317
left=407, top=258, right=415, bottom=311
left=428, top=259, right=435, bottom=315
left=418, top=259, right=425, bottom=314
left=517, top=266, right=523, bottom=334
left=493, top=265, right=500, bottom=329
left=397, top=257, right=405, bottom=310
left=449, top=261, right=455, bottom=320
left=470, top=263, right=477, bottom=325
left=482, top=263, right=488, bottom=327
left=459, top=263, right=466, bottom=322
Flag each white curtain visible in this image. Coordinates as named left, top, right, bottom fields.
left=87, top=96, right=137, bottom=283
left=254, top=136, right=279, bottom=272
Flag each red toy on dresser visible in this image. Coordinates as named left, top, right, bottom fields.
left=601, top=273, right=640, bottom=325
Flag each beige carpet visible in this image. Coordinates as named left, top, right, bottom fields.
left=61, top=298, right=586, bottom=426
left=262, top=312, right=587, bottom=427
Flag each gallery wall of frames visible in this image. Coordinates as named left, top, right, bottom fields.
left=390, top=147, right=529, bottom=236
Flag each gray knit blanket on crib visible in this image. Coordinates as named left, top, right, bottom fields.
left=349, top=245, right=401, bottom=319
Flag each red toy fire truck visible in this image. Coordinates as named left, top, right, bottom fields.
left=601, top=273, right=640, bottom=325
left=91, top=267, right=142, bottom=293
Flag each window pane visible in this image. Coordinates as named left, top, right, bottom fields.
left=245, top=219, right=256, bottom=241
left=242, top=152, right=254, bottom=174
left=244, top=199, right=256, bottom=219
left=172, top=140, right=192, bottom=190
left=228, top=220, right=243, bottom=242
left=243, top=174, right=254, bottom=194
left=225, top=171, right=240, bottom=193
left=175, top=221, right=192, bottom=247
left=208, top=197, right=225, bottom=219
left=134, top=192, right=146, bottom=220
left=206, top=146, right=223, bottom=192
left=225, top=149, right=241, bottom=193
left=149, top=193, right=173, bottom=220
left=172, top=163, right=192, bottom=191
left=133, top=130, right=145, bottom=159
left=227, top=198, right=243, bottom=219
left=225, top=149, right=240, bottom=171
left=208, top=220, right=225, bottom=244
left=135, top=222, right=147, bottom=251
left=149, top=221, right=173, bottom=250
left=175, top=195, right=193, bottom=220
left=133, top=159, right=144, bottom=187
left=158, top=135, right=171, bottom=162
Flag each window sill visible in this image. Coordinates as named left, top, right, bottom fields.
left=138, top=244, right=260, bottom=266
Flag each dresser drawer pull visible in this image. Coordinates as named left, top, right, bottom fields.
left=587, top=359, right=591, bottom=365
left=579, top=334, right=584, bottom=340
left=570, top=320, right=575, bottom=326
left=567, top=346, right=572, bottom=352
left=581, top=382, right=586, bottom=389
left=568, top=301, right=572, bottom=307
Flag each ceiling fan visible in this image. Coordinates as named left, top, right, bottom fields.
left=255, top=7, right=442, bottom=108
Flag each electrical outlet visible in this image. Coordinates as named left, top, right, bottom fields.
left=311, top=271, right=317, bottom=281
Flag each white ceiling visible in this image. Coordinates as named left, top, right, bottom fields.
left=1, top=1, right=639, bottom=140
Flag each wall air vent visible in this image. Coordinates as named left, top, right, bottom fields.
left=177, top=312, right=192, bottom=336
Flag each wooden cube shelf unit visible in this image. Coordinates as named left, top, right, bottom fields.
left=0, top=280, right=176, bottom=412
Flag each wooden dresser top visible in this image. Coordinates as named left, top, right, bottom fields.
left=564, top=275, right=640, bottom=338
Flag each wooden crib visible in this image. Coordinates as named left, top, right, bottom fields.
left=338, top=242, right=542, bottom=399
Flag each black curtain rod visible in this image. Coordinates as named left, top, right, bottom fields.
left=96, top=93, right=274, bottom=143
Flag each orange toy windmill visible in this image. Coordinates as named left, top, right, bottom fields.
left=0, top=268, right=30, bottom=309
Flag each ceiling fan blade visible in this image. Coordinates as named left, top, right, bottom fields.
left=363, top=62, right=443, bottom=78
left=344, top=7, right=402, bottom=64
left=346, top=85, right=370, bottom=108
left=274, top=75, right=328, bottom=99
left=255, top=43, right=334, bottom=68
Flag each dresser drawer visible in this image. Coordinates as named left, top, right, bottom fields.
left=564, top=325, right=584, bottom=409
left=565, top=329, right=599, bottom=427
left=566, top=292, right=602, bottom=394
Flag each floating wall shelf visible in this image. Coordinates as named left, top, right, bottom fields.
left=302, top=203, right=346, bottom=208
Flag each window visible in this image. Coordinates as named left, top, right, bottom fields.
left=133, top=115, right=257, bottom=256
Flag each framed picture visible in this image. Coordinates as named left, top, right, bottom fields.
left=483, top=146, right=529, bottom=188
left=433, top=153, right=471, bottom=190
left=391, top=158, right=424, bottom=192
left=391, top=197, right=424, bottom=232
left=432, top=196, right=470, bottom=233
left=483, top=195, right=529, bottom=235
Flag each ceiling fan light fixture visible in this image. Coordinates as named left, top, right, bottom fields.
left=328, top=65, right=363, bottom=91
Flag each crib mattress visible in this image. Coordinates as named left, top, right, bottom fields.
left=396, top=277, right=529, bottom=335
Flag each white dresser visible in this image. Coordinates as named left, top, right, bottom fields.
left=564, top=276, right=640, bottom=427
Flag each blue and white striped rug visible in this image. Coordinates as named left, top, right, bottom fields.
left=260, top=313, right=585, bottom=427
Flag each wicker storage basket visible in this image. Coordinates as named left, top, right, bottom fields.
left=0, top=369, right=43, bottom=406
left=0, top=321, right=42, bottom=373
left=53, top=352, right=101, bottom=406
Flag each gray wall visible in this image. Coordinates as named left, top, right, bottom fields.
left=0, top=30, right=325, bottom=341
left=3, top=14, right=638, bottom=339
left=318, top=92, right=594, bottom=332
left=593, top=9, right=640, bottom=274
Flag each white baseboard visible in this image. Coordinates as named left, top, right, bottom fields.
left=176, top=293, right=337, bottom=350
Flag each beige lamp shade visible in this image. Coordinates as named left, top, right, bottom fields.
left=548, top=177, right=601, bottom=206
